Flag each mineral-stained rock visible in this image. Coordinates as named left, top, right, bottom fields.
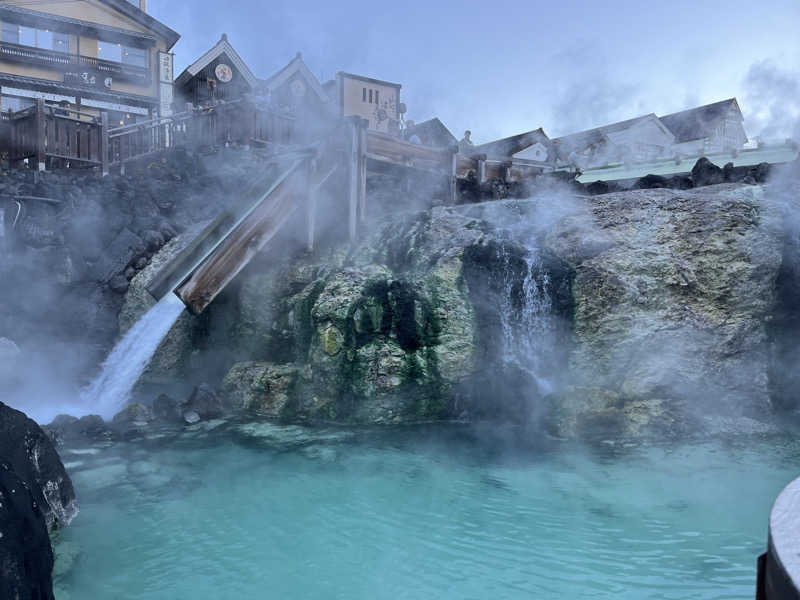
left=112, top=403, right=154, bottom=430
left=119, top=231, right=200, bottom=383
left=184, top=383, right=224, bottom=420
left=545, top=183, right=784, bottom=435
left=222, top=362, right=298, bottom=418
left=152, top=394, right=182, bottom=422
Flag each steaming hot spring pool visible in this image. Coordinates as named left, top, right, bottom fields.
left=53, top=422, right=798, bottom=599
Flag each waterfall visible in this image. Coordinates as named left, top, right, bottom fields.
left=497, top=241, right=556, bottom=397
left=80, top=294, right=186, bottom=420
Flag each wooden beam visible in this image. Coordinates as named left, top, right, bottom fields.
left=174, top=160, right=307, bottom=314
left=100, top=112, right=110, bottom=177
left=477, top=157, right=486, bottom=184
left=358, top=119, right=368, bottom=223
left=35, top=98, right=45, bottom=172
left=447, top=148, right=458, bottom=205
left=347, top=118, right=358, bottom=242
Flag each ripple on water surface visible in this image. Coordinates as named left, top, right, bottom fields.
left=54, top=426, right=800, bottom=600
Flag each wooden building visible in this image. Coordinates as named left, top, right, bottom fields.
left=174, top=34, right=257, bottom=108
left=552, top=113, right=676, bottom=169
left=476, top=128, right=555, bottom=167
left=0, top=0, right=179, bottom=125
left=659, top=98, right=748, bottom=156
left=332, top=71, right=402, bottom=135
left=258, top=52, right=335, bottom=142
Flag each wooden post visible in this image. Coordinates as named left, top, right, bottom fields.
left=447, top=147, right=458, bottom=205
left=357, top=118, right=368, bottom=223
left=476, top=156, right=487, bottom=184
left=503, top=161, right=512, bottom=182
left=35, top=98, right=46, bottom=172
left=306, top=158, right=317, bottom=253
left=100, top=112, right=110, bottom=176
left=347, top=117, right=358, bottom=242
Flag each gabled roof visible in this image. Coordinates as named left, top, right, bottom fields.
left=99, top=0, right=180, bottom=48
left=0, top=3, right=176, bottom=47
left=474, top=128, right=551, bottom=159
left=260, top=53, right=330, bottom=103
left=175, top=34, right=258, bottom=89
left=552, top=113, right=667, bottom=159
left=659, top=98, right=741, bottom=143
left=406, top=118, right=457, bottom=148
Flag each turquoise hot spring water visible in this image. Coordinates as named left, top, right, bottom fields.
left=53, top=423, right=798, bottom=599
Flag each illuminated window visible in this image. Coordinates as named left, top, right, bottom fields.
left=53, top=32, right=70, bottom=53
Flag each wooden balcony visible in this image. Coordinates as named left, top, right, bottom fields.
left=0, top=40, right=150, bottom=86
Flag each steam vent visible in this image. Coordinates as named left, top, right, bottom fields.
left=0, top=0, right=800, bottom=598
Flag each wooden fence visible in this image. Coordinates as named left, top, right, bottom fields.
left=0, top=98, right=298, bottom=173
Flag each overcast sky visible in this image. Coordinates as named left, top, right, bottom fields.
left=150, top=0, right=800, bottom=144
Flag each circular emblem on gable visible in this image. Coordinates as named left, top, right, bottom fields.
left=215, top=63, right=233, bottom=83
left=291, top=79, right=306, bottom=98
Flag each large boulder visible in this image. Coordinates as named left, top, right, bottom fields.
left=0, top=402, right=77, bottom=530
left=0, top=402, right=77, bottom=600
left=223, top=362, right=299, bottom=418
left=691, top=157, right=724, bottom=187
left=545, top=183, right=784, bottom=436
left=0, top=461, right=56, bottom=600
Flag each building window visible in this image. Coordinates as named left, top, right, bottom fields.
left=1, top=22, right=19, bottom=44
left=375, top=90, right=379, bottom=106
left=98, top=42, right=123, bottom=63
left=369, top=89, right=373, bottom=103
left=1, top=23, right=70, bottom=53
left=123, top=45, right=146, bottom=67
left=53, top=32, right=70, bottom=53
left=362, top=87, right=366, bottom=102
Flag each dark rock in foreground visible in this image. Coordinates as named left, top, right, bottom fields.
left=0, top=402, right=77, bottom=599
left=0, top=462, right=56, bottom=600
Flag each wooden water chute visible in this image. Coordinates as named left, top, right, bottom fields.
left=173, top=157, right=311, bottom=314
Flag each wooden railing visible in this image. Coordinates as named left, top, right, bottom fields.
left=0, top=99, right=106, bottom=168
left=0, top=99, right=302, bottom=172
left=107, top=100, right=297, bottom=166
left=0, top=40, right=151, bottom=84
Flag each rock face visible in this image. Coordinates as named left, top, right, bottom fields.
left=216, top=200, right=573, bottom=424
left=0, top=402, right=77, bottom=599
left=544, top=183, right=787, bottom=437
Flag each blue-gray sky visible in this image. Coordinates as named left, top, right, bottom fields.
left=150, top=0, right=800, bottom=143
